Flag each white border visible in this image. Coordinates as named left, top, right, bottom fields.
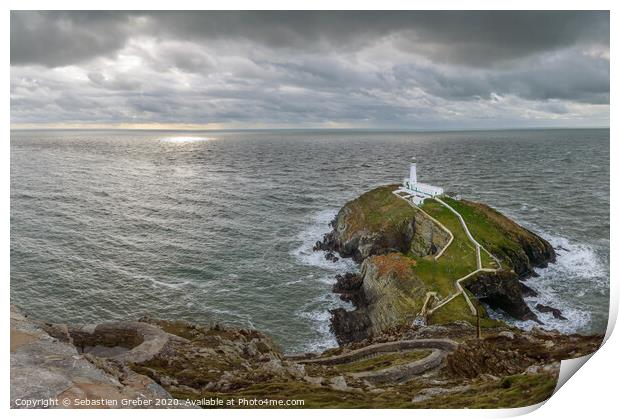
left=4, top=2, right=616, bottom=418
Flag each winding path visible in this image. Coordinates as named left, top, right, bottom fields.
left=288, top=339, right=458, bottom=384
left=392, top=190, right=501, bottom=317
left=434, top=197, right=502, bottom=270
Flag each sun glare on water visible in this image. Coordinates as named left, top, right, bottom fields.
left=161, top=136, right=213, bottom=144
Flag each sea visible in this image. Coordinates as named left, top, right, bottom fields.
left=10, top=128, right=610, bottom=352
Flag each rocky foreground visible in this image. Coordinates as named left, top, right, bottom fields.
left=11, top=305, right=602, bottom=409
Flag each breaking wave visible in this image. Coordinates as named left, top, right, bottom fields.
left=487, top=231, right=607, bottom=334
left=290, top=209, right=357, bottom=273
left=290, top=209, right=357, bottom=352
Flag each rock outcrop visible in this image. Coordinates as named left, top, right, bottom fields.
left=128, top=317, right=304, bottom=395
left=10, top=306, right=303, bottom=408
left=446, top=328, right=602, bottom=379
left=331, top=253, right=428, bottom=345
left=463, top=270, right=540, bottom=323
left=315, top=185, right=450, bottom=262
left=11, top=305, right=603, bottom=409
left=332, top=272, right=364, bottom=306
left=10, top=306, right=183, bottom=409
left=536, top=304, right=567, bottom=320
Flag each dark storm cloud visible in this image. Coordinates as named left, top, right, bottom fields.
left=10, top=11, right=610, bottom=128
left=10, top=11, right=139, bottom=67
left=11, top=11, right=609, bottom=67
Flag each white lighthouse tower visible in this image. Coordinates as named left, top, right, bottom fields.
left=409, top=157, right=418, bottom=185
left=397, top=157, right=444, bottom=205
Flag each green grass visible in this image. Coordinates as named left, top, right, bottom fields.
left=402, top=198, right=501, bottom=326
left=439, top=197, right=524, bottom=258
left=339, top=189, right=511, bottom=328
left=172, top=372, right=557, bottom=409
left=342, top=185, right=417, bottom=239
left=413, top=373, right=557, bottom=408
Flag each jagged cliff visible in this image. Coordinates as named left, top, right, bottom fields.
left=331, top=254, right=428, bottom=343
left=317, top=185, right=557, bottom=344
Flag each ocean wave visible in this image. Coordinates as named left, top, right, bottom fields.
left=488, top=231, right=607, bottom=334
left=296, top=306, right=339, bottom=352
left=485, top=301, right=592, bottom=335
left=290, top=209, right=357, bottom=272
left=141, top=275, right=191, bottom=290
left=289, top=209, right=359, bottom=351
left=542, top=233, right=608, bottom=283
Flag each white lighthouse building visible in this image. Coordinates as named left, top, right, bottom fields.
left=396, top=157, right=444, bottom=205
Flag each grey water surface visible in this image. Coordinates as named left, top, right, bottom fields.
left=10, top=129, right=609, bottom=352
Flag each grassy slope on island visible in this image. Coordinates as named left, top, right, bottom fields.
left=331, top=185, right=502, bottom=328
left=328, top=184, right=556, bottom=337
left=446, top=198, right=555, bottom=276
left=338, top=185, right=545, bottom=329
left=413, top=198, right=500, bottom=326
left=339, top=184, right=417, bottom=240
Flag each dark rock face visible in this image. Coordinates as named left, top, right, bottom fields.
left=330, top=272, right=369, bottom=344
left=520, top=282, right=538, bottom=298
left=315, top=220, right=415, bottom=263
left=329, top=308, right=372, bottom=345
left=325, top=252, right=339, bottom=262
left=536, top=304, right=567, bottom=320
left=464, top=270, right=540, bottom=323
left=332, top=272, right=364, bottom=306
left=497, top=242, right=555, bottom=279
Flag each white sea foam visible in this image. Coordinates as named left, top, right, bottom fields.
left=143, top=276, right=191, bottom=290
left=289, top=209, right=360, bottom=351
left=487, top=231, right=607, bottom=334
left=290, top=209, right=357, bottom=272
left=541, top=233, right=607, bottom=283
left=296, top=305, right=340, bottom=352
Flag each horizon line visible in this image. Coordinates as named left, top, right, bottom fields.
left=9, top=125, right=611, bottom=132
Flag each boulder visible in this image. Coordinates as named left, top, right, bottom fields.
left=535, top=304, right=567, bottom=320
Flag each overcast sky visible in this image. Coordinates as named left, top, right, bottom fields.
left=10, top=11, right=610, bottom=130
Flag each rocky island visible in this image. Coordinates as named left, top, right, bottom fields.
left=315, top=184, right=556, bottom=344
left=11, top=185, right=602, bottom=409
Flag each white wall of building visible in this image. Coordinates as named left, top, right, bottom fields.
left=401, top=160, right=444, bottom=200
